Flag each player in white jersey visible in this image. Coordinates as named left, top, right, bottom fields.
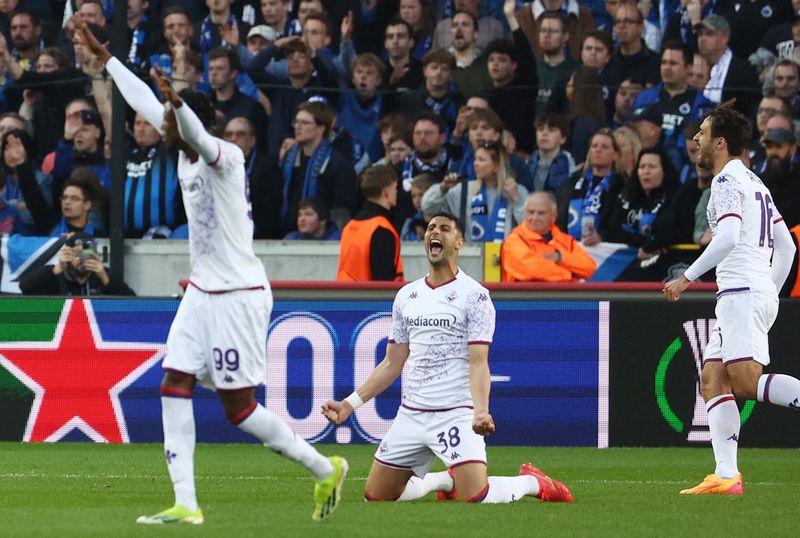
left=664, top=100, right=800, bottom=495
left=323, top=212, right=574, bottom=504
left=77, top=24, right=347, bottom=524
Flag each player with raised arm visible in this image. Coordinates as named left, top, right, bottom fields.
left=664, top=100, right=800, bottom=495
left=76, top=24, right=347, bottom=524
left=323, top=212, right=574, bottom=504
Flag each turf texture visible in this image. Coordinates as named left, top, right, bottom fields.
left=1, top=443, right=798, bottom=537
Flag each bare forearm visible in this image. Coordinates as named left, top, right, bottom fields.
left=354, top=357, right=404, bottom=402
left=469, top=361, right=491, bottom=413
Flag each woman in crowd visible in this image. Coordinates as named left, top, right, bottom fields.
left=613, top=126, right=642, bottom=180
left=601, top=148, right=697, bottom=260
left=556, top=127, right=625, bottom=245
left=422, top=139, right=527, bottom=242
left=566, top=66, right=606, bottom=166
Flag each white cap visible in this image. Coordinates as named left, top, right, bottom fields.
left=247, top=25, right=278, bottom=43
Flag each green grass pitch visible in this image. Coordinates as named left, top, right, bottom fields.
left=1, top=443, right=798, bottom=537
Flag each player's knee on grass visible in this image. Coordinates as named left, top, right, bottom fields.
left=363, top=490, right=400, bottom=502
left=453, top=463, right=489, bottom=503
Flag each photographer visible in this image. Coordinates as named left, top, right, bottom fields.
left=19, top=232, right=134, bottom=296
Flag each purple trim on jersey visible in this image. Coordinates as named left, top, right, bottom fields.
left=373, top=457, right=412, bottom=470
left=228, top=401, right=257, bottom=425
left=209, top=143, right=222, bottom=167
left=717, top=213, right=742, bottom=223
left=467, top=483, right=490, bottom=503
left=468, top=340, right=492, bottom=345
left=363, top=490, right=400, bottom=502
left=703, top=358, right=723, bottom=366
left=401, top=403, right=474, bottom=412
left=425, top=274, right=457, bottom=289
left=716, top=287, right=750, bottom=298
left=707, top=395, right=736, bottom=413
left=764, top=373, right=776, bottom=404
left=188, top=280, right=266, bottom=294
left=451, top=459, right=487, bottom=469
left=774, top=217, right=784, bottom=224
left=160, top=385, right=193, bottom=398
left=725, top=356, right=754, bottom=364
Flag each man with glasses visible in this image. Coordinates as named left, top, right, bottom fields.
left=750, top=95, right=792, bottom=168
left=278, top=101, right=356, bottom=237
left=612, top=2, right=659, bottom=86
left=535, top=12, right=578, bottom=116
left=512, top=0, right=595, bottom=61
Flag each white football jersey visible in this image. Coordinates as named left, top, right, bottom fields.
left=389, top=269, right=496, bottom=410
left=707, top=159, right=782, bottom=296
left=179, top=140, right=268, bottom=291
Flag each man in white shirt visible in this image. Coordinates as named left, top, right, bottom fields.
left=664, top=100, right=800, bottom=495
left=323, top=212, right=574, bottom=504
left=77, top=23, right=347, bottom=525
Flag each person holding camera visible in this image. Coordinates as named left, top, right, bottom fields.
left=18, top=232, right=134, bottom=296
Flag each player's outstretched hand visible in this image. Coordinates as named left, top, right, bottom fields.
left=663, top=275, right=690, bottom=302
left=77, top=21, right=111, bottom=64
left=150, top=65, right=182, bottom=108
left=321, top=400, right=354, bottom=425
left=472, top=411, right=495, bottom=436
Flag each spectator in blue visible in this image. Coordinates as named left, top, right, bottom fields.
left=196, top=0, right=250, bottom=55
left=207, top=46, right=267, bottom=137
left=51, top=107, right=110, bottom=195
left=1, top=128, right=51, bottom=227
left=148, top=7, right=197, bottom=80
left=260, top=0, right=302, bottom=38
left=528, top=112, right=578, bottom=193
left=337, top=53, right=387, bottom=162
left=124, top=112, right=185, bottom=239
left=400, top=173, right=434, bottom=241
left=382, top=17, right=424, bottom=90
left=565, top=66, right=606, bottom=166
left=662, top=0, right=726, bottom=53
left=283, top=196, right=341, bottom=240
left=398, top=0, right=435, bottom=61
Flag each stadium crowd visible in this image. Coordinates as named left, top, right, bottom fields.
left=1, top=0, right=799, bottom=285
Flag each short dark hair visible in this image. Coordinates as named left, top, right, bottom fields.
left=539, top=11, right=568, bottom=33
left=452, top=9, right=478, bottom=31
left=283, top=39, right=312, bottom=58
left=184, top=49, right=204, bottom=75
left=485, top=38, right=517, bottom=63
left=162, top=6, right=190, bottom=22
left=10, top=10, right=39, bottom=27
left=298, top=196, right=330, bottom=221
left=707, top=99, right=752, bottom=156
left=430, top=211, right=465, bottom=238
left=297, top=100, right=335, bottom=137
left=385, top=16, right=414, bottom=39
left=360, top=165, right=398, bottom=199
left=208, top=46, right=241, bottom=71
left=534, top=112, right=569, bottom=138
left=583, top=30, right=614, bottom=55
left=413, top=110, right=446, bottom=134
left=661, top=39, right=692, bottom=66
left=683, top=120, right=701, bottom=140
left=303, top=12, right=331, bottom=35
left=34, top=47, right=69, bottom=69
left=64, top=168, right=99, bottom=204
left=423, top=48, right=456, bottom=69
left=178, top=89, right=217, bottom=131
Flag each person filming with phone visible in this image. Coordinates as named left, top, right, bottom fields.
left=19, top=232, right=135, bottom=296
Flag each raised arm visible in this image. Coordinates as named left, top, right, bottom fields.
left=78, top=23, right=165, bottom=130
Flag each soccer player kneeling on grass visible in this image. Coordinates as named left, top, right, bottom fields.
left=323, top=212, right=574, bottom=504
left=664, top=100, right=800, bottom=495
left=76, top=23, right=347, bottom=524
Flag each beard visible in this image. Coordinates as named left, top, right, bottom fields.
left=415, top=147, right=440, bottom=160
left=762, top=156, right=792, bottom=186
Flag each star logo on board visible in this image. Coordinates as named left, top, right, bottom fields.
left=0, top=299, right=164, bottom=443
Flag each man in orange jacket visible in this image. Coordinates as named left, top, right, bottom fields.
left=337, top=165, right=404, bottom=281
left=501, top=192, right=596, bottom=282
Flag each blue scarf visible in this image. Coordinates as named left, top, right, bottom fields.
left=567, top=169, right=614, bottom=239
left=200, top=15, right=236, bottom=53
left=401, top=149, right=451, bottom=192
left=128, top=15, right=148, bottom=67
left=470, top=184, right=508, bottom=243
left=620, top=195, right=665, bottom=237
left=281, top=140, right=332, bottom=224
left=50, top=218, right=95, bottom=238
left=527, top=151, right=573, bottom=192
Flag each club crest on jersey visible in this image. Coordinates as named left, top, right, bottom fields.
left=379, top=440, right=388, bottom=453
left=409, top=291, right=418, bottom=300
left=447, top=290, right=457, bottom=302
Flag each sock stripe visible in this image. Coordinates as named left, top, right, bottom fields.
left=467, top=483, right=490, bottom=503
left=764, top=373, right=776, bottom=404
left=707, top=395, right=736, bottom=413
left=228, top=401, right=258, bottom=425
left=160, top=386, right=193, bottom=398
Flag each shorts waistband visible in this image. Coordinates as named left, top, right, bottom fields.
left=400, top=403, right=474, bottom=413
left=189, top=281, right=266, bottom=294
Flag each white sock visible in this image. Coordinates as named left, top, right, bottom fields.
left=235, top=403, right=334, bottom=481
left=706, top=394, right=739, bottom=479
left=161, top=396, right=197, bottom=511
left=479, top=476, right=537, bottom=504
left=397, top=471, right=454, bottom=501
left=757, top=373, right=800, bottom=408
